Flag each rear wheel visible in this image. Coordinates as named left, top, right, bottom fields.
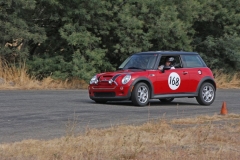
left=159, top=98, right=174, bottom=103
left=196, top=82, right=215, bottom=105
left=131, top=82, right=150, bottom=106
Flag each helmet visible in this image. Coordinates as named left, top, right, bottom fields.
left=166, top=57, right=174, bottom=62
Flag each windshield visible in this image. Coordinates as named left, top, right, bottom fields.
left=119, top=54, right=157, bottom=70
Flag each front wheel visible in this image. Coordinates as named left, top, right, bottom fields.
left=196, top=82, right=215, bottom=105
left=131, top=83, right=150, bottom=106
left=159, top=98, right=174, bottom=103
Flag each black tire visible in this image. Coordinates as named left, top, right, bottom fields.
left=196, top=82, right=215, bottom=105
left=94, top=100, right=107, bottom=104
left=159, top=98, right=174, bottom=103
left=131, top=82, right=150, bottom=106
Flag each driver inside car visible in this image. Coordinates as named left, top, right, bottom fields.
left=158, top=57, right=175, bottom=71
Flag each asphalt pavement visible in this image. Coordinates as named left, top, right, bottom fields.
left=0, top=89, right=239, bottom=143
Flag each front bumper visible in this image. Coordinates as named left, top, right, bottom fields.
left=88, top=84, right=132, bottom=101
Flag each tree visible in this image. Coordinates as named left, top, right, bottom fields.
left=193, top=0, right=240, bottom=71
left=2, top=0, right=240, bottom=82
left=0, top=0, right=46, bottom=65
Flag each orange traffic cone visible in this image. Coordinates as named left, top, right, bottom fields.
left=220, top=101, right=228, bottom=115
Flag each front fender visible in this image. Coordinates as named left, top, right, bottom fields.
left=130, top=77, right=154, bottom=98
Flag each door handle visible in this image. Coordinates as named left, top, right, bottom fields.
left=183, top=71, right=188, bottom=75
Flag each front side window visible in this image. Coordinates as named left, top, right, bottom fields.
left=158, top=55, right=182, bottom=68
left=119, top=54, right=157, bottom=70
left=181, top=55, right=206, bottom=68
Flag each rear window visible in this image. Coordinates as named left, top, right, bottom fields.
left=181, top=55, right=206, bottom=68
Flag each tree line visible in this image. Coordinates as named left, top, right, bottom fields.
left=1, top=0, right=240, bottom=81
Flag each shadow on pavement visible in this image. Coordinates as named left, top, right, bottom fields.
left=105, top=100, right=199, bottom=107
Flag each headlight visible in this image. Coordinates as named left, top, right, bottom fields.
left=90, top=75, right=98, bottom=84
left=122, top=75, right=131, bottom=84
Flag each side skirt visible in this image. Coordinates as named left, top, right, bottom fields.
left=152, top=93, right=198, bottom=99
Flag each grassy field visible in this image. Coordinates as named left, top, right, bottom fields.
left=0, top=114, right=239, bottom=159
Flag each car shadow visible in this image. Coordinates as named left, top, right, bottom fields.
left=83, top=99, right=199, bottom=107
left=104, top=100, right=199, bottom=107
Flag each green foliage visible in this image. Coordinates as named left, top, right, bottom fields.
left=198, top=35, right=240, bottom=71
left=0, top=0, right=46, bottom=64
left=193, top=0, right=240, bottom=71
left=27, top=54, right=72, bottom=80
left=1, top=0, right=240, bottom=81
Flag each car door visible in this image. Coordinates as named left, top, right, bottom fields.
left=154, top=55, right=190, bottom=95
left=181, top=55, right=207, bottom=92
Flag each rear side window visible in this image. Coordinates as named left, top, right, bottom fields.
left=181, top=55, right=206, bottom=68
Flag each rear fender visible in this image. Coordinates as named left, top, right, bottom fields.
left=197, top=76, right=216, bottom=93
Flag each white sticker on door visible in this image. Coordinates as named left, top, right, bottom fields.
left=168, top=72, right=181, bottom=90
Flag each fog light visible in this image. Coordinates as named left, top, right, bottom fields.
left=120, top=86, right=124, bottom=90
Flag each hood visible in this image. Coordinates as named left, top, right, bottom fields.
left=97, top=69, right=147, bottom=76
left=97, top=69, right=147, bottom=82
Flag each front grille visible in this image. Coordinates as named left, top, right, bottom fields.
left=94, top=92, right=115, bottom=97
left=99, top=75, right=112, bottom=82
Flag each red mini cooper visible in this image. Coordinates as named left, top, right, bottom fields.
left=88, top=51, right=216, bottom=106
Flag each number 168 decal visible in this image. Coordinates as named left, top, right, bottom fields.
left=168, top=72, right=181, bottom=90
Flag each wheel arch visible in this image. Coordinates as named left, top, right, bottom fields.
left=197, top=76, right=216, bottom=93
left=131, top=77, right=154, bottom=98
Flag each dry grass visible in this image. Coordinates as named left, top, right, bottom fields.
left=0, top=114, right=240, bottom=160
left=213, top=70, right=240, bottom=89
left=0, top=58, right=88, bottom=90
